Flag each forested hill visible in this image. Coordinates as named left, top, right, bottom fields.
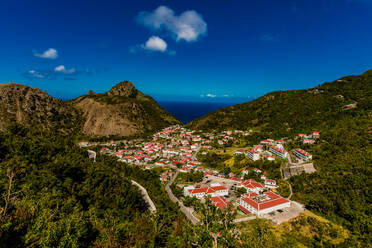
left=189, top=70, right=372, bottom=245
left=187, top=69, right=372, bottom=137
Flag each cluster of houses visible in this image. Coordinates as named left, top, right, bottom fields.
left=234, top=132, right=318, bottom=163
left=78, top=126, right=255, bottom=178
left=297, top=132, right=319, bottom=144
left=235, top=139, right=288, bottom=161
left=159, top=170, right=175, bottom=183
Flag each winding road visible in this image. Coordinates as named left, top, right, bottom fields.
left=165, top=169, right=200, bottom=225
left=131, top=180, right=157, bottom=213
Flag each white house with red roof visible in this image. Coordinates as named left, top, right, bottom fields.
left=237, top=179, right=265, bottom=194
left=187, top=161, right=202, bottom=167
left=234, top=149, right=245, bottom=155
left=180, top=166, right=191, bottom=173
left=312, top=132, right=320, bottom=139
left=155, top=161, right=166, bottom=166
left=211, top=196, right=230, bottom=211
left=184, top=184, right=228, bottom=199
left=298, top=134, right=307, bottom=138
left=238, top=191, right=290, bottom=216
left=276, top=140, right=286, bottom=144
left=247, top=150, right=260, bottom=161
left=264, top=179, right=277, bottom=189
left=264, top=155, right=275, bottom=161
left=269, top=146, right=288, bottom=158
left=78, top=141, right=89, bottom=147
left=253, top=145, right=263, bottom=152
left=293, top=149, right=312, bottom=161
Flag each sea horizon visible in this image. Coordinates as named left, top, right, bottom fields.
left=158, top=101, right=239, bottom=124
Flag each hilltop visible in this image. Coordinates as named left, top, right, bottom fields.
left=72, top=80, right=180, bottom=137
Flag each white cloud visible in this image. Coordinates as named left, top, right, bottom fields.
left=142, top=36, right=167, bottom=52
left=54, top=65, right=76, bottom=74
left=137, top=6, right=207, bottom=42
left=28, top=70, right=46, bottom=79
left=206, top=94, right=216, bottom=98
left=223, top=94, right=230, bottom=97
left=34, top=48, right=58, bottom=59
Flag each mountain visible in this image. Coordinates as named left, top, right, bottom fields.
left=72, top=81, right=180, bottom=137
left=0, top=81, right=180, bottom=137
left=188, top=70, right=372, bottom=244
left=0, top=83, right=80, bottom=133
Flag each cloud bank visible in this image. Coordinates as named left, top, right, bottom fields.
left=137, top=6, right=207, bottom=42
left=33, top=48, right=58, bottom=59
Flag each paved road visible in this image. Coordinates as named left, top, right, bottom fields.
left=165, top=169, right=200, bottom=225
left=131, top=180, right=157, bottom=213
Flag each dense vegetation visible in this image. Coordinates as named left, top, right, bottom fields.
left=189, top=70, right=372, bottom=246
left=0, top=125, right=186, bottom=247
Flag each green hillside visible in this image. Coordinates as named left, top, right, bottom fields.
left=188, top=70, right=372, bottom=245
left=0, top=125, right=184, bottom=247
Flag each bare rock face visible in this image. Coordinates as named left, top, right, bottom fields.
left=107, top=81, right=138, bottom=98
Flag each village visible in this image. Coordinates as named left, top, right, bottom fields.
left=78, top=125, right=319, bottom=224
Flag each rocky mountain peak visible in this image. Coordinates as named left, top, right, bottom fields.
left=107, top=81, right=138, bottom=98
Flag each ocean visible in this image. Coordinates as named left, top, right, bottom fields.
left=158, top=101, right=234, bottom=124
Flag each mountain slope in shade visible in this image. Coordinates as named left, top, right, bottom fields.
left=0, top=83, right=80, bottom=133
left=72, top=81, right=181, bottom=137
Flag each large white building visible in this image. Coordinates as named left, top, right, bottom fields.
left=269, top=146, right=288, bottom=158
left=237, top=179, right=265, bottom=194
left=184, top=184, right=228, bottom=199
left=246, top=150, right=260, bottom=161
left=293, top=148, right=312, bottom=161
left=238, top=191, right=290, bottom=216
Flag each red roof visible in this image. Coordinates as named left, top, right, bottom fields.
left=211, top=196, right=229, bottom=210
left=239, top=179, right=265, bottom=189
left=295, top=148, right=311, bottom=156
left=241, top=191, right=289, bottom=211
left=238, top=205, right=252, bottom=214
left=271, top=146, right=286, bottom=154
left=204, top=171, right=213, bottom=176
left=188, top=185, right=227, bottom=195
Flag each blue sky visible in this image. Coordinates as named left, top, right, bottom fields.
left=0, top=0, right=371, bottom=102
